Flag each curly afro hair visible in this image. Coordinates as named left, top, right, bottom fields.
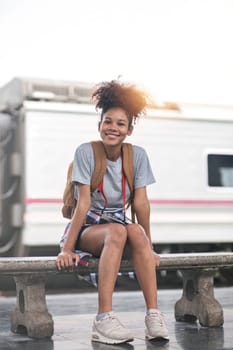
left=92, top=80, right=149, bottom=124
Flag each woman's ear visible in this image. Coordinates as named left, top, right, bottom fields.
left=127, top=125, right=133, bottom=136
left=98, top=121, right=101, bottom=131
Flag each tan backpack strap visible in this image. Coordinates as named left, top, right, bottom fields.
left=91, top=141, right=107, bottom=191
left=122, top=143, right=134, bottom=193
left=62, top=161, right=77, bottom=219
left=122, top=143, right=135, bottom=223
left=63, top=162, right=75, bottom=205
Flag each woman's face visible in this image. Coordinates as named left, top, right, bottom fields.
left=99, top=107, right=133, bottom=146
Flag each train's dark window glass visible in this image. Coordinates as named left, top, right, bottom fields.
left=208, top=154, right=233, bottom=187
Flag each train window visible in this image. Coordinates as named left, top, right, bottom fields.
left=208, top=154, right=233, bottom=187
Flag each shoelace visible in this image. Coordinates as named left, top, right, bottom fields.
left=148, top=312, right=165, bottom=326
left=102, top=314, right=126, bottom=330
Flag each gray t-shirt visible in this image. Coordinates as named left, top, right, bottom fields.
left=72, top=142, right=155, bottom=212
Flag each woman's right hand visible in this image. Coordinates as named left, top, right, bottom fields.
left=56, top=250, right=80, bottom=270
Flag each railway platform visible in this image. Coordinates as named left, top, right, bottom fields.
left=0, top=287, right=232, bottom=350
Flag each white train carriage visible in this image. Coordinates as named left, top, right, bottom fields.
left=23, top=101, right=233, bottom=254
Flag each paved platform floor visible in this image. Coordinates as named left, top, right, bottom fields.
left=0, top=287, right=233, bottom=350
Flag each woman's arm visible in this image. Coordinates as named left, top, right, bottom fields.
left=133, top=187, right=160, bottom=266
left=133, top=187, right=152, bottom=246
left=56, top=184, right=91, bottom=269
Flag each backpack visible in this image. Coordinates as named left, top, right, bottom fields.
left=61, top=141, right=135, bottom=221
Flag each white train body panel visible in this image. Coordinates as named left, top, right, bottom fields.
left=23, top=101, right=233, bottom=249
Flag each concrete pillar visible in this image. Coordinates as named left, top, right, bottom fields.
left=175, top=268, right=224, bottom=327
left=11, top=274, right=54, bottom=338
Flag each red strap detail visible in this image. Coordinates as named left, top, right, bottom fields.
left=97, top=179, right=108, bottom=209
left=97, top=160, right=127, bottom=217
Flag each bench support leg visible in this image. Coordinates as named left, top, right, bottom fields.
left=175, top=269, right=224, bottom=327
left=11, top=274, right=54, bottom=338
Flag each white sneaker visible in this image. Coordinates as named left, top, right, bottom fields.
left=145, top=310, right=169, bottom=341
left=92, top=312, right=134, bottom=345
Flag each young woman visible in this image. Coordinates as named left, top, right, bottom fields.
left=56, top=80, right=169, bottom=345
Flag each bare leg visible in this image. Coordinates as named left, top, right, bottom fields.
left=79, top=223, right=127, bottom=313
left=127, top=224, right=158, bottom=309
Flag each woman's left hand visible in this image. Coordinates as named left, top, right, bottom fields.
left=153, top=251, right=160, bottom=267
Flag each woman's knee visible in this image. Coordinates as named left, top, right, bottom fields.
left=104, top=224, right=127, bottom=248
left=127, top=224, right=150, bottom=249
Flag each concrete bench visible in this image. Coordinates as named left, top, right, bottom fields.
left=0, top=252, right=233, bottom=338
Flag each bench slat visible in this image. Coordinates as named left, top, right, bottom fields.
left=0, top=252, right=233, bottom=274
